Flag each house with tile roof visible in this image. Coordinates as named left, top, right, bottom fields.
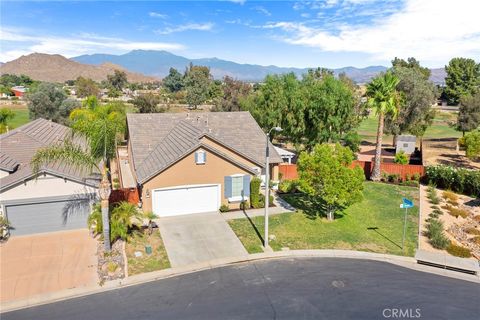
left=121, top=111, right=282, bottom=217
left=0, top=119, right=99, bottom=236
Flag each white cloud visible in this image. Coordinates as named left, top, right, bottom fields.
left=226, top=0, right=246, bottom=4
left=155, top=23, right=214, bottom=35
left=149, top=11, right=168, bottom=19
left=253, top=6, right=271, bottom=17
left=0, top=28, right=185, bottom=62
left=266, top=0, right=480, bottom=65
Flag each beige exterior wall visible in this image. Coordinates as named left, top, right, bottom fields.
left=0, top=174, right=96, bottom=202
left=0, top=170, right=9, bottom=179
left=142, top=147, right=252, bottom=212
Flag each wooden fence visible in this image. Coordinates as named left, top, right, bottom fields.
left=278, top=164, right=298, bottom=180
left=279, top=161, right=424, bottom=181
left=110, top=188, right=140, bottom=204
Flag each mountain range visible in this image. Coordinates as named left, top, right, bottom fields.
left=0, top=53, right=156, bottom=83
left=1, top=50, right=447, bottom=84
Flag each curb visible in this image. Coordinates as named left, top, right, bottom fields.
left=1, top=250, right=478, bottom=313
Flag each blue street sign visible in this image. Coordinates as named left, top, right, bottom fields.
left=402, top=198, right=414, bottom=208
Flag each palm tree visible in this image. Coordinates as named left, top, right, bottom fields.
left=31, top=96, right=125, bottom=251
left=366, top=72, right=400, bottom=181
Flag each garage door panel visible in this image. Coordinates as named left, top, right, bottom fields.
left=6, top=199, right=91, bottom=236
left=153, top=185, right=219, bottom=217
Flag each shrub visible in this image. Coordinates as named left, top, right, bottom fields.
left=257, top=194, right=275, bottom=208
left=465, top=227, right=480, bottom=236
left=394, top=151, right=409, bottom=165
left=278, top=179, right=298, bottom=193
left=219, top=204, right=230, bottom=212
left=239, top=200, right=250, bottom=211
left=425, top=219, right=450, bottom=249
left=387, top=173, right=401, bottom=183
left=442, top=190, right=458, bottom=202
left=444, top=205, right=469, bottom=218
left=425, top=165, right=480, bottom=197
left=446, top=243, right=472, bottom=258
left=473, top=236, right=480, bottom=245
left=250, top=177, right=262, bottom=208
left=412, top=173, right=421, bottom=182
left=107, top=262, right=118, bottom=273
left=474, top=215, right=480, bottom=222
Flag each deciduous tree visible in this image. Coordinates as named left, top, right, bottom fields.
left=184, top=64, right=212, bottom=109
left=0, top=108, right=15, bottom=133
left=297, top=144, right=364, bottom=220
left=213, top=76, right=252, bottom=112
left=107, top=70, right=128, bottom=91
left=445, top=58, right=480, bottom=105
left=75, top=76, right=100, bottom=98
left=132, top=93, right=166, bottom=113
left=456, top=92, right=480, bottom=135
left=163, top=67, right=184, bottom=92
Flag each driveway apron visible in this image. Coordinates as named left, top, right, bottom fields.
left=158, top=212, right=248, bottom=267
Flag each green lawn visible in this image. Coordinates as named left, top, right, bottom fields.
left=357, top=113, right=461, bottom=143
left=229, top=182, right=419, bottom=256
left=5, top=108, right=30, bottom=129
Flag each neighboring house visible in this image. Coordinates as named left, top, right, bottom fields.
left=121, top=112, right=282, bottom=217
left=274, top=146, right=296, bottom=164
left=0, top=119, right=99, bottom=236
left=396, top=135, right=416, bottom=155
left=11, top=86, right=27, bottom=98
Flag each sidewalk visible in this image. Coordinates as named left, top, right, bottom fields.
left=222, top=194, right=295, bottom=220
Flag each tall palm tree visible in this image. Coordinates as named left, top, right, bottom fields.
left=31, top=96, right=125, bottom=251
left=366, top=72, right=400, bottom=181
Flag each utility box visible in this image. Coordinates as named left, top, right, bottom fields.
left=396, top=135, right=416, bottom=155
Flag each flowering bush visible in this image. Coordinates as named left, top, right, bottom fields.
left=425, top=165, right=480, bottom=197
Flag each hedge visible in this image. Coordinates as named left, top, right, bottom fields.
left=425, top=165, right=480, bottom=197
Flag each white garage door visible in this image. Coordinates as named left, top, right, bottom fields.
left=153, top=184, right=220, bottom=217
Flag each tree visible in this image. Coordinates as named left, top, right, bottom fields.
left=213, top=76, right=252, bottom=112
left=75, top=76, right=100, bottom=98
left=366, top=72, right=400, bottom=181
left=391, top=57, right=431, bottom=80
left=184, top=65, right=212, bottom=109
left=297, top=144, right=364, bottom=220
left=0, top=108, right=15, bottom=133
left=460, top=130, right=480, bottom=160
left=107, top=70, right=128, bottom=91
left=163, top=67, right=184, bottom=92
left=26, top=82, right=80, bottom=124
left=385, top=64, right=436, bottom=137
left=31, top=98, right=126, bottom=252
left=132, top=93, right=166, bottom=113
left=445, top=58, right=480, bottom=105
left=0, top=74, right=34, bottom=88
left=456, top=92, right=480, bottom=135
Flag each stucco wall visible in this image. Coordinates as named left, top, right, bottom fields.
left=0, top=170, right=9, bottom=179
left=142, top=147, right=252, bottom=212
left=0, top=174, right=97, bottom=202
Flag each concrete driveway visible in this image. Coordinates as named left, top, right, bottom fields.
left=158, top=212, right=248, bottom=267
left=0, top=229, right=97, bottom=303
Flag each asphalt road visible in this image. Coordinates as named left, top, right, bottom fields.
left=3, top=258, right=479, bottom=320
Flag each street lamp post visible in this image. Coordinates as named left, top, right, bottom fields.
left=264, top=126, right=282, bottom=249
left=98, top=169, right=111, bottom=252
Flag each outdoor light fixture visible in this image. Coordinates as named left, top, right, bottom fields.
left=264, top=126, right=282, bottom=249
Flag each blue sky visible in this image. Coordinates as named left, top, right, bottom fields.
left=1, top=0, right=479, bottom=68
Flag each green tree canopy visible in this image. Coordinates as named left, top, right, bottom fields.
left=163, top=67, right=184, bottom=92
left=184, top=64, right=212, bottom=109
left=213, top=76, right=252, bottom=112
left=0, top=74, right=34, bottom=88
left=107, top=70, right=128, bottom=91
left=0, top=108, right=15, bottom=133
left=132, top=93, right=166, bottom=113
left=75, top=76, right=100, bottom=98
left=391, top=57, right=431, bottom=79
left=385, top=64, right=436, bottom=137
left=297, top=143, right=364, bottom=220
left=456, top=92, right=480, bottom=134
left=461, top=130, right=480, bottom=160
left=445, top=57, right=480, bottom=105
left=26, top=82, right=80, bottom=124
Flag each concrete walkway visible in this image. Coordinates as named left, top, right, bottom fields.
left=157, top=212, right=248, bottom=267
left=223, top=194, right=295, bottom=220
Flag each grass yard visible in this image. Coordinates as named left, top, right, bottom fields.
left=357, top=112, right=460, bottom=143
left=4, top=108, right=30, bottom=129
left=125, top=230, right=170, bottom=275
left=229, top=182, right=419, bottom=256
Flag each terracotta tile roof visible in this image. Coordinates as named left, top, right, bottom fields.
left=127, top=111, right=282, bottom=184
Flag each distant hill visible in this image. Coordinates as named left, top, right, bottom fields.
left=0, top=53, right=157, bottom=83
left=73, top=50, right=390, bottom=83
left=429, top=68, right=447, bottom=86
